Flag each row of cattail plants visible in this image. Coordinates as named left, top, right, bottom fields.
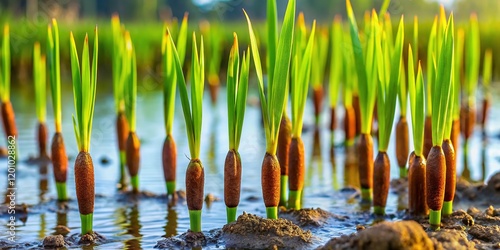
left=167, top=29, right=206, bottom=232
left=161, top=13, right=188, bottom=200
left=33, top=43, right=48, bottom=159
left=224, top=33, right=250, bottom=222
left=245, top=0, right=295, bottom=219
left=47, top=19, right=68, bottom=201
left=288, top=14, right=316, bottom=210
left=329, top=16, right=343, bottom=148
left=111, top=15, right=130, bottom=190
left=69, top=28, right=99, bottom=235
left=0, top=25, right=18, bottom=154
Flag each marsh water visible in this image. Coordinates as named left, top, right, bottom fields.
left=1, top=78, right=500, bottom=249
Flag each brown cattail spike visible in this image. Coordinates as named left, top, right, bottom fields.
left=224, top=149, right=241, bottom=208
left=38, top=122, right=48, bottom=157
left=117, top=112, right=129, bottom=151
left=288, top=137, right=305, bottom=209
left=51, top=132, right=68, bottom=183
left=74, top=151, right=95, bottom=215
left=451, top=119, right=460, bottom=156
left=442, top=139, right=456, bottom=216
left=426, top=146, right=446, bottom=212
left=208, top=79, right=219, bottom=105
left=423, top=116, right=432, bottom=158
left=186, top=159, right=204, bottom=211
left=395, top=116, right=409, bottom=177
left=1, top=101, right=17, bottom=138
left=460, top=104, right=475, bottom=141
left=277, top=115, right=291, bottom=206
left=162, top=134, right=177, bottom=196
left=373, top=151, right=390, bottom=215
left=344, top=106, right=356, bottom=145
left=357, top=133, right=374, bottom=201
left=408, top=152, right=428, bottom=216
left=262, top=153, right=280, bottom=208
left=126, top=131, right=141, bottom=193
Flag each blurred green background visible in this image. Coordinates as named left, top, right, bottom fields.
left=0, top=0, right=498, bottom=85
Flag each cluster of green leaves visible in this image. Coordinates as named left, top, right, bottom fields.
left=346, top=0, right=377, bottom=135
left=245, top=0, right=296, bottom=155
left=291, top=16, right=316, bottom=138
left=453, top=29, right=464, bottom=120
left=168, top=30, right=204, bottom=159
left=483, top=49, right=493, bottom=98
left=0, top=25, right=10, bottom=102
left=123, top=33, right=138, bottom=132
left=329, top=16, right=343, bottom=109
left=311, top=28, right=329, bottom=88
left=33, top=42, right=46, bottom=123
left=408, top=46, right=425, bottom=157
left=377, top=16, right=405, bottom=152
left=426, top=17, right=438, bottom=117
left=227, top=33, right=250, bottom=150
left=162, top=14, right=188, bottom=135
left=342, top=28, right=356, bottom=109
left=70, top=28, right=98, bottom=152
left=431, top=14, right=455, bottom=146
left=465, top=14, right=480, bottom=106
left=47, top=19, right=62, bottom=131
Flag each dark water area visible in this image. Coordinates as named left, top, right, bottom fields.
left=1, top=80, right=500, bottom=249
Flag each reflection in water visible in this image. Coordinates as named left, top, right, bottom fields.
left=462, top=144, right=471, bottom=181
left=163, top=207, right=178, bottom=238
left=207, top=120, right=218, bottom=176
left=39, top=213, right=46, bottom=239
left=125, top=206, right=142, bottom=249
left=330, top=143, right=339, bottom=191
left=307, top=127, right=324, bottom=189
left=343, top=145, right=359, bottom=189
left=481, top=139, right=487, bottom=182
left=39, top=164, right=48, bottom=202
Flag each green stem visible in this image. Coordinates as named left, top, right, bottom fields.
left=226, top=206, right=237, bottom=223
left=80, top=213, right=93, bottom=235
left=55, top=182, right=67, bottom=201
left=119, top=150, right=127, bottom=187
left=429, top=209, right=441, bottom=230
left=131, top=175, right=139, bottom=193
left=279, top=175, right=288, bottom=206
left=361, top=188, right=372, bottom=201
left=266, top=206, right=278, bottom=219
left=166, top=181, right=175, bottom=195
left=399, top=167, right=407, bottom=178
left=373, top=206, right=385, bottom=215
left=189, top=210, right=202, bottom=232
left=288, top=190, right=302, bottom=210
left=442, top=201, right=453, bottom=216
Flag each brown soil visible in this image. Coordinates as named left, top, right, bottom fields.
left=279, top=207, right=347, bottom=228
left=222, top=212, right=312, bottom=249
left=155, top=229, right=222, bottom=249
left=42, top=235, right=66, bottom=248
left=455, top=172, right=500, bottom=206
left=319, top=220, right=434, bottom=250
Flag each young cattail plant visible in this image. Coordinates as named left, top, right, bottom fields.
left=111, top=14, right=130, bottom=190
left=426, top=13, right=454, bottom=230
left=267, top=0, right=291, bottom=207
left=161, top=14, right=188, bottom=199
left=451, top=29, right=464, bottom=155
left=480, top=49, right=492, bottom=137
left=33, top=43, right=48, bottom=159
left=224, top=33, right=250, bottom=223
left=0, top=25, right=18, bottom=151
left=346, top=0, right=378, bottom=202
left=48, top=19, right=68, bottom=201
left=342, top=34, right=357, bottom=148
left=329, top=16, right=343, bottom=147
left=123, top=32, right=141, bottom=194
left=395, top=15, right=410, bottom=178
left=245, top=0, right=295, bottom=219
left=461, top=14, right=480, bottom=150
left=373, top=16, right=404, bottom=216
left=423, top=17, right=438, bottom=159
left=288, top=18, right=316, bottom=210
left=69, top=27, right=99, bottom=235
left=311, top=27, right=329, bottom=126
left=407, top=46, right=428, bottom=216
left=168, top=30, right=205, bottom=232
left=205, top=22, right=223, bottom=105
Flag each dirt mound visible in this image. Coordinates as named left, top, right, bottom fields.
left=42, top=235, right=66, bottom=248
left=155, top=229, right=222, bottom=249
left=455, top=172, right=500, bottom=206
left=319, top=221, right=433, bottom=250
left=222, top=212, right=312, bottom=249
left=279, top=207, right=346, bottom=227
left=427, top=229, right=475, bottom=249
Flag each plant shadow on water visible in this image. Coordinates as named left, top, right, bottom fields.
left=0, top=82, right=500, bottom=249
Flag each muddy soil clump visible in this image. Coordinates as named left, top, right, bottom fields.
left=155, top=229, right=222, bottom=249
left=222, top=212, right=312, bottom=249
left=279, top=207, right=347, bottom=227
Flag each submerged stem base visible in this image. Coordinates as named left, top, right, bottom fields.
left=429, top=209, right=442, bottom=230
left=80, top=213, right=93, bottom=235
left=361, top=188, right=372, bottom=202
left=56, top=182, right=67, bottom=201
left=166, top=181, right=176, bottom=195
left=226, top=206, right=237, bottom=223
left=442, top=201, right=453, bottom=216
left=288, top=190, right=302, bottom=210
left=131, top=175, right=139, bottom=193
left=266, top=206, right=278, bottom=219
left=373, top=206, right=385, bottom=215
left=189, top=210, right=202, bottom=232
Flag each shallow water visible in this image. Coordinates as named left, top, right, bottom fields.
left=1, top=80, right=500, bottom=249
